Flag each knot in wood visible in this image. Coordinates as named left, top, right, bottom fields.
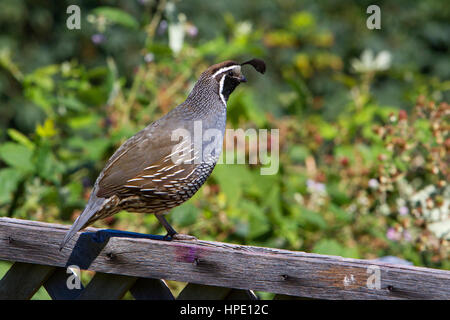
left=106, top=252, right=115, bottom=260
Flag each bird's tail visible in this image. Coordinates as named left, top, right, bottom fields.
left=59, top=195, right=105, bottom=250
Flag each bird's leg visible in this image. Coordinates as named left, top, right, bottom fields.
left=155, top=213, right=197, bottom=241
left=155, top=213, right=177, bottom=238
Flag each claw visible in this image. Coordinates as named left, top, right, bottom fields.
left=163, top=233, right=173, bottom=241
left=171, top=233, right=198, bottom=241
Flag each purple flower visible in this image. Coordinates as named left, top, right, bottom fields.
left=399, top=206, right=409, bottom=216
left=307, top=179, right=326, bottom=194
left=157, top=20, right=168, bottom=35
left=186, top=24, right=198, bottom=37
left=91, top=33, right=105, bottom=45
left=403, top=230, right=412, bottom=242
left=386, top=227, right=401, bottom=241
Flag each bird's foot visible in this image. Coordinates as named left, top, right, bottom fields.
left=173, top=233, right=198, bottom=241
left=165, top=233, right=198, bottom=241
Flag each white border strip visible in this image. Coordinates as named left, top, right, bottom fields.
left=211, top=65, right=239, bottom=78
left=219, top=75, right=227, bottom=106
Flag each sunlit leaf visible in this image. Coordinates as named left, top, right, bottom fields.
left=0, top=142, right=34, bottom=173
left=36, top=119, right=58, bottom=138
left=7, top=129, right=34, bottom=150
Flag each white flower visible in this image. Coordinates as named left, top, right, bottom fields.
left=169, top=23, right=184, bottom=54
left=368, top=179, right=379, bottom=189
left=144, top=53, right=154, bottom=63
left=168, top=14, right=186, bottom=55
left=374, top=51, right=391, bottom=71
left=236, top=21, right=252, bottom=36
left=379, top=204, right=390, bottom=216
left=306, top=179, right=326, bottom=195
left=61, top=62, right=71, bottom=75
left=428, top=220, right=450, bottom=240
left=351, top=49, right=391, bottom=73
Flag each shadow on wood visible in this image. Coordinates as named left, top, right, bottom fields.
left=65, top=229, right=169, bottom=270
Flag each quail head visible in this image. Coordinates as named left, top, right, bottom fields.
left=60, top=58, right=266, bottom=249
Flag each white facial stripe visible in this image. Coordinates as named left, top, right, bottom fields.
left=211, top=65, right=239, bottom=78
left=213, top=65, right=241, bottom=107
left=219, top=74, right=226, bottom=106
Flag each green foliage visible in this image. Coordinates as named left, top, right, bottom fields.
left=0, top=0, right=448, bottom=272
left=0, top=168, right=23, bottom=205
left=0, top=143, right=34, bottom=173
left=91, top=7, right=140, bottom=30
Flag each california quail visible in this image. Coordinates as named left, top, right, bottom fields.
left=60, top=58, right=266, bottom=249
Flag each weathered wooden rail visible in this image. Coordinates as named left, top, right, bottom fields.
left=0, top=217, right=449, bottom=300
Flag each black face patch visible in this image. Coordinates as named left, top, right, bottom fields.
left=220, top=74, right=241, bottom=102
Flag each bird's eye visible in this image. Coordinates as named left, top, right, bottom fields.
left=227, top=71, right=233, bottom=76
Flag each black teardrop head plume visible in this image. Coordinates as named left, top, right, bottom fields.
left=241, top=58, right=266, bottom=74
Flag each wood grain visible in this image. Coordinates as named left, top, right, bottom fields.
left=0, top=217, right=449, bottom=299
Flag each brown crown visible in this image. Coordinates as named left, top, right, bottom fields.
left=204, top=60, right=239, bottom=76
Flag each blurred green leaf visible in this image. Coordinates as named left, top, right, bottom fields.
left=212, top=165, right=251, bottom=208
left=329, top=204, right=352, bottom=223
left=24, top=65, right=58, bottom=91
left=313, top=239, right=359, bottom=258
left=92, top=7, right=139, bottom=29
left=68, top=114, right=98, bottom=129
left=57, top=96, right=86, bottom=112
left=241, top=200, right=270, bottom=239
left=171, top=202, right=199, bottom=227
left=0, top=142, right=34, bottom=173
left=288, top=145, right=310, bottom=163
left=298, top=206, right=327, bottom=230
left=67, top=137, right=110, bottom=161
left=0, top=168, right=23, bottom=205
left=7, top=129, right=34, bottom=150
left=35, top=144, right=62, bottom=182
left=290, top=11, right=316, bottom=30
left=317, top=121, right=338, bottom=139
left=327, top=184, right=351, bottom=206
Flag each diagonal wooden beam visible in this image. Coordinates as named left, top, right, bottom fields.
left=0, top=262, right=55, bottom=300
left=43, top=267, right=84, bottom=300
left=225, top=288, right=258, bottom=300
left=177, top=283, right=232, bottom=300
left=130, top=278, right=174, bottom=300
left=77, top=272, right=137, bottom=300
